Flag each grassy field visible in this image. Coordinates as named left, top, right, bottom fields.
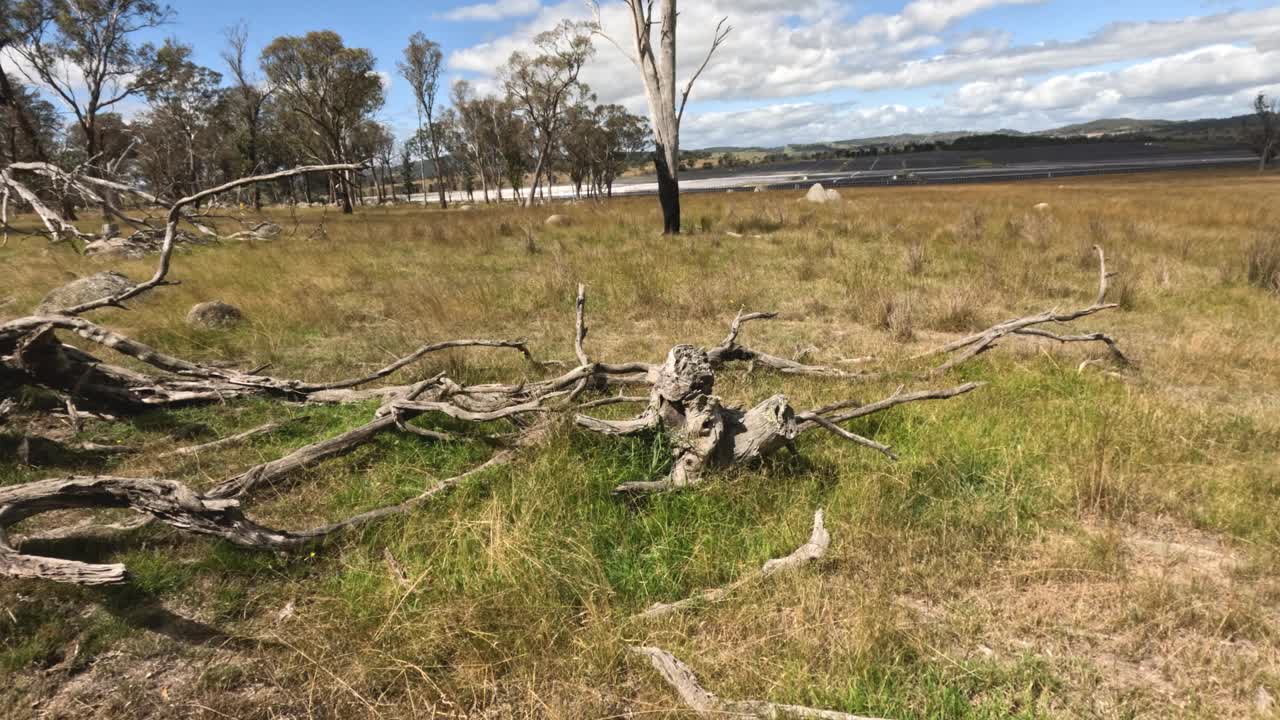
left=2, top=168, right=1279, bottom=719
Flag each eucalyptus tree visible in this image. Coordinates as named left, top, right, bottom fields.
left=399, top=32, right=447, bottom=207
left=0, top=70, right=58, bottom=164
left=260, top=31, right=383, bottom=213
left=500, top=20, right=594, bottom=207
left=1249, top=93, right=1279, bottom=171
left=4, top=0, right=169, bottom=171
left=132, top=41, right=227, bottom=200
left=222, top=21, right=274, bottom=209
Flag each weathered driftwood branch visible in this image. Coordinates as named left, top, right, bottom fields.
left=637, top=509, right=829, bottom=619
left=0, top=162, right=363, bottom=312
left=0, top=166, right=88, bottom=243
left=580, top=343, right=981, bottom=495
left=913, top=245, right=1130, bottom=372
left=0, top=314, right=542, bottom=411
left=631, top=645, right=888, bottom=720
left=66, top=164, right=366, bottom=315
left=0, top=452, right=515, bottom=586
left=708, top=309, right=873, bottom=379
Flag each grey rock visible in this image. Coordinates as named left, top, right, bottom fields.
left=36, top=271, right=135, bottom=314
left=186, top=301, right=244, bottom=329
left=804, top=183, right=841, bottom=203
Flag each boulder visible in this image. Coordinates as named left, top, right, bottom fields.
left=1034, top=202, right=1051, bottom=211
left=545, top=214, right=572, bottom=227
left=804, top=183, right=841, bottom=203
left=35, top=271, right=135, bottom=314
left=186, top=301, right=244, bottom=329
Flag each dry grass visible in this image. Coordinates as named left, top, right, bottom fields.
left=1, top=168, right=1279, bottom=719
left=1246, top=233, right=1280, bottom=294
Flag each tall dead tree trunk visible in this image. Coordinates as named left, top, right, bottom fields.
left=606, top=1, right=728, bottom=234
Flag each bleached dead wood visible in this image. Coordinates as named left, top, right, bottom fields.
left=581, top=343, right=981, bottom=495
left=631, top=645, right=889, bottom=719
left=913, top=245, right=1130, bottom=372
left=0, top=452, right=516, bottom=586
left=637, top=509, right=829, bottom=619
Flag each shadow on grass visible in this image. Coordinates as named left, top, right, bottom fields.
left=94, top=587, right=268, bottom=651
left=0, top=434, right=125, bottom=475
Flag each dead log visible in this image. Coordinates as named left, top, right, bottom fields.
left=580, top=344, right=981, bottom=495
left=0, top=453, right=515, bottom=586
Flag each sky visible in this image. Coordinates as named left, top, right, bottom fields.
left=17, top=0, right=1280, bottom=148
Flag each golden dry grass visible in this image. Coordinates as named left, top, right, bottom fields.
left=1, top=167, right=1279, bottom=719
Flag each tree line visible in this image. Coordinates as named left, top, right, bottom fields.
left=0, top=0, right=652, bottom=217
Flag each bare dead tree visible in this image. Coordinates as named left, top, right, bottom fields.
left=595, top=0, right=730, bottom=233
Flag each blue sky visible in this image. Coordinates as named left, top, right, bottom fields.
left=30, top=0, right=1280, bottom=147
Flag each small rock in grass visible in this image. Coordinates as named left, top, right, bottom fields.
left=187, top=301, right=243, bottom=329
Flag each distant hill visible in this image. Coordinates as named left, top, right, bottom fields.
left=1036, top=116, right=1250, bottom=141
left=692, top=114, right=1253, bottom=153
left=1034, top=118, right=1177, bottom=137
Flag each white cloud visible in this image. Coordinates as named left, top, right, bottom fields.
left=441, top=1, right=1280, bottom=147
left=949, top=29, right=1011, bottom=55
left=949, top=44, right=1280, bottom=118
left=852, top=6, right=1280, bottom=91
left=449, top=0, right=962, bottom=108
left=848, top=0, right=1041, bottom=42
left=440, top=0, right=542, bottom=22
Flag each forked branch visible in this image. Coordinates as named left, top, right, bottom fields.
left=913, top=245, right=1130, bottom=373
